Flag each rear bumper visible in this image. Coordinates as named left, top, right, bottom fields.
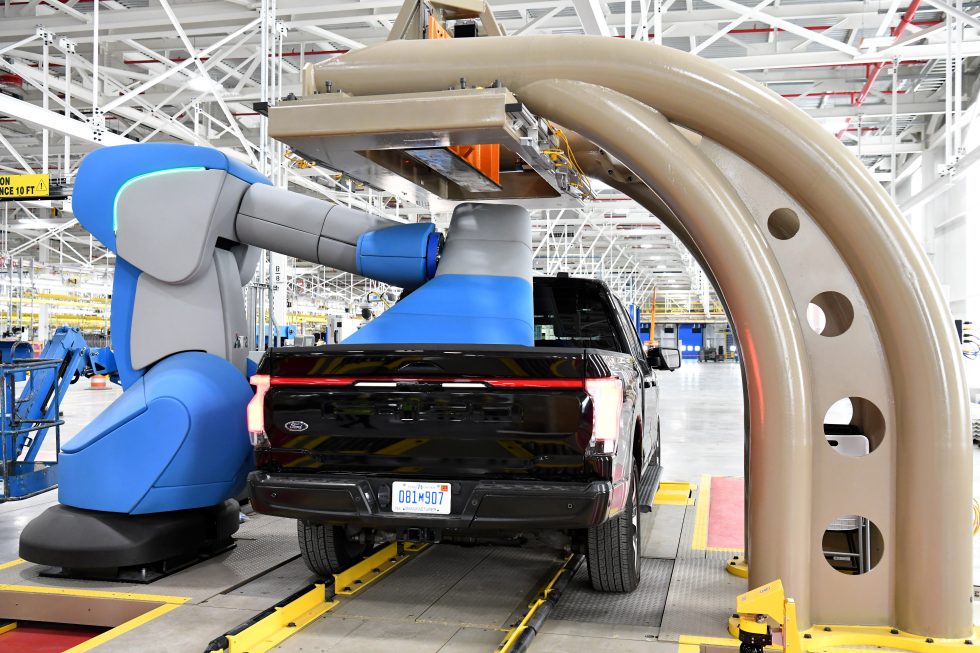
left=247, top=471, right=614, bottom=530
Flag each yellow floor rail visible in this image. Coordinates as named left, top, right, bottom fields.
left=496, top=554, right=583, bottom=653
left=207, top=542, right=429, bottom=653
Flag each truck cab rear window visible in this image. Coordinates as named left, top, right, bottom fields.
left=533, top=281, right=625, bottom=352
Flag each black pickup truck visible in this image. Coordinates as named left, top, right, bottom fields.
left=247, top=275, right=680, bottom=592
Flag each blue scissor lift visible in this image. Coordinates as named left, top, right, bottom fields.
left=0, top=327, right=90, bottom=503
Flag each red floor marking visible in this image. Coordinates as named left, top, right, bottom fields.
left=707, top=476, right=745, bottom=550
left=0, top=623, right=105, bottom=653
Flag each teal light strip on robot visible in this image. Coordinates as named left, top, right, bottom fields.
left=112, top=167, right=207, bottom=233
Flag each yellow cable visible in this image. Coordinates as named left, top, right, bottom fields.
left=973, top=499, right=980, bottom=537
left=547, top=123, right=596, bottom=199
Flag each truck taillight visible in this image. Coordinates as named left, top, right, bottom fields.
left=247, top=374, right=271, bottom=448
left=586, top=377, right=623, bottom=454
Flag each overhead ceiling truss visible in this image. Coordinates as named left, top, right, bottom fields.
left=1, top=0, right=978, bottom=317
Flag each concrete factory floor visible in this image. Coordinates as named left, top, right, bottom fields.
left=2, top=363, right=979, bottom=572
left=0, top=362, right=979, bottom=652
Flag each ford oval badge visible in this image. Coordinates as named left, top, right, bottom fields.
left=284, top=421, right=309, bottom=432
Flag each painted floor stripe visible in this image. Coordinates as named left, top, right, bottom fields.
left=691, top=475, right=745, bottom=552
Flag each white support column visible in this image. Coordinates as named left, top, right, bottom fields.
left=637, top=0, right=649, bottom=41
left=954, top=0, right=964, bottom=159
left=91, top=0, right=100, bottom=136
left=59, top=37, right=76, bottom=181
left=945, top=7, right=955, bottom=168
left=40, top=29, right=51, bottom=178
left=652, top=0, right=662, bottom=44
left=270, top=250, right=288, bottom=339
left=891, top=58, right=899, bottom=200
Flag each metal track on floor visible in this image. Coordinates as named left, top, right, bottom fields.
left=204, top=542, right=583, bottom=653
left=204, top=541, right=427, bottom=653
left=495, top=554, right=583, bottom=653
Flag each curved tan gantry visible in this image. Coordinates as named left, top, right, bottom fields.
left=308, top=36, right=972, bottom=638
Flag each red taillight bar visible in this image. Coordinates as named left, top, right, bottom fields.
left=265, top=376, right=586, bottom=389
left=245, top=374, right=621, bottom=452
left=269, top=376, right=364, bottom=386
left=247, top=374, right=271, bottom=446
left=484, top=378, right=584, bottom=388
left=585, top=377, right=624, bottom=454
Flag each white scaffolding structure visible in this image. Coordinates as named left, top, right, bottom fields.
left=0, top=0, right=978, bottom=330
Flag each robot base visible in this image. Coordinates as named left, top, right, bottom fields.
left=19, top=499, right=240, bottom=583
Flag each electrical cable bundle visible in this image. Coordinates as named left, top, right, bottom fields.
left=963, top=320, right=978, bottom=360
left=544, top=123, right=595, bottom=200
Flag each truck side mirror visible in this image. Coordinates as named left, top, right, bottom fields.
left=647, top=346, right=681, bottom=371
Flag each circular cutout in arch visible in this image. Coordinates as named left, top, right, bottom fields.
left=767, top=208, right=800, bottom=240
left=824, top=397, right=885, bottom=457
left=822, top=516, right=883, bottom=575
left=807, top=291, right=854, bottom=337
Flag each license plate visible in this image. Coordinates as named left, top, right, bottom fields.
left=391, top=481, right=451, bottom=515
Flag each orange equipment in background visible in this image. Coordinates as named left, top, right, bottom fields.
left=427, top=15, right=501, bottom=187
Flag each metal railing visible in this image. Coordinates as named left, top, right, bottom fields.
left=0, top=358, right=64, bottom=502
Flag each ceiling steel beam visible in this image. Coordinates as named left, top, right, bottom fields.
left=807, top=101, right=954, bottom=117
left=714, top=40, right=980, bottom=69
left=0, top=1, right=880, bottom=44
left=0, top=93, right=130, bottom=147
left=699, top=0, right=861, bottom=57
left=571, top=0, right=612, bottom=36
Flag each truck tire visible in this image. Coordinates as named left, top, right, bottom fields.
left=586, top=463, right=641, bottom=592
left=297, top=520, right=373, bottom=577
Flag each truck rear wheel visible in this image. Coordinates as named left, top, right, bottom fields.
left=297, top=520, right=374, bottom=577
left=586, top=463, right=641, bottom=592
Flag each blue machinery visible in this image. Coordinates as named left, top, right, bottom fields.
left=0, top=327, right=89, bottom=503
left=19, top=143, right=533, bottom=573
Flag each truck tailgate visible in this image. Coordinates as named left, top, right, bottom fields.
left=255, top=345, right=604, bottom=481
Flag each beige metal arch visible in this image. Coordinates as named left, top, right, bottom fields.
left=310, top=36, right=972, bottom=638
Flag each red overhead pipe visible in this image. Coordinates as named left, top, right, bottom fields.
left=731, top=20, right=938, bottom=35
left=616, top=19, right=938, bottom=42
left=797, top=60, right=927, bottom=69
left=782, top=90, right=907, bottom=99
left=836, top=0, right=923, bottom=139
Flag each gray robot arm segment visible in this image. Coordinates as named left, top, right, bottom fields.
left=235, top=184, right=398, bottom=275
left=109, top=162, right=433, bottom=380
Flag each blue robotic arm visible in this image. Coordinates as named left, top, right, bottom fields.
left=59, top=143, right=441, bottom=516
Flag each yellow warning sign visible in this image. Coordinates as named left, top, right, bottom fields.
left=0, top=174, right=50, bottom=199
